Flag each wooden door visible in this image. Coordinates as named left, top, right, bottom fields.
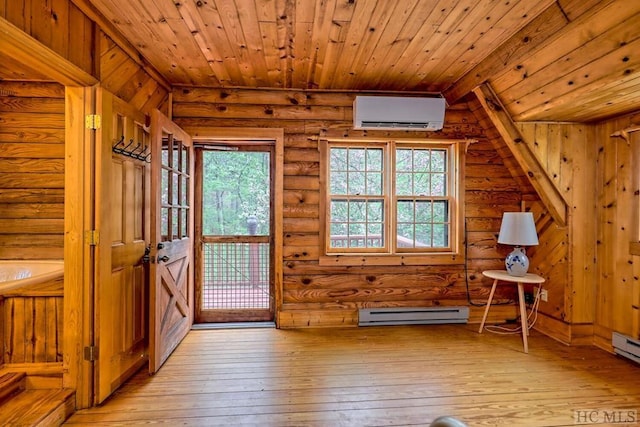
left=149, top=110, right=194, bottom=373
left=94, top=89, right=150, bottom=404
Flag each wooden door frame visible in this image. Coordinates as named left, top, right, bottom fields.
left=194, top=144, right=275, bottom=323
left=64, top=86, right=98, bottom=409
left=187, top=128, right=284, bottom=326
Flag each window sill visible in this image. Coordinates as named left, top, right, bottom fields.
left=318, top=253, right=465, bottom=266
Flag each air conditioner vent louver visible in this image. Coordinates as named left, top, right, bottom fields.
left=354, top=95, right=446, bottom=131
left=360, top=121, right=441, bottom=130
left=359, top=306, right=469, bottom=326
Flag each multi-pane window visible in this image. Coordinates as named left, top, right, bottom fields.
left=395, top=147, right=450, bottom=250
left=329, top=145, right=386, bottom=251
left=160, top=135, right=190, bottom=241
left=326, top=140, right=460, bottom=255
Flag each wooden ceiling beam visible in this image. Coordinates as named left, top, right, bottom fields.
left=473, top=83, right=567, bottom=226
left=0, top=16, right=97, bottom=87
left=444, top=0, right=609, bottom=104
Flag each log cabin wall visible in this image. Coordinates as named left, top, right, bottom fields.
left=0, top=4, right=167, bottom=266
left=173, top=87, right=550, bottom=328
left=595, top=111, right=640, bottom=350
left=0, top=80, right=65, bottom=376
left=0, top=81, right=66, bottom=260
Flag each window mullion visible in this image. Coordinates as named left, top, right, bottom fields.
left=387, top=141, right=394, bottom=254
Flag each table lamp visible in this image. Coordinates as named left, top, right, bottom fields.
left=497, top=212, right=539, bottom=276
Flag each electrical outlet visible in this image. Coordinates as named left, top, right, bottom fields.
left=540, top=289, right=548, bottom=302
left=524, top=292, right=534, bottom=305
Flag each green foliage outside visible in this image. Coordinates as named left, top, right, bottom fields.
left=329, top=146, right=450, bottom=249
left=202, top=150, right=270, bottom=236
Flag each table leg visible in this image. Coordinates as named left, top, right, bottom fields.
left=517, top=282, right=529, bottom=353
left=478, top=279, right=499, bottom=333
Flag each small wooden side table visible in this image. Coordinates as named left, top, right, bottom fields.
left=478, top=270, right=545, bottom=353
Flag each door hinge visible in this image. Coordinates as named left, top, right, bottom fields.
left=84, top=346, right=98, bottom=362
left=85, top=230, right=100, bottom=246
left=85, top=114, right=101, bottom=130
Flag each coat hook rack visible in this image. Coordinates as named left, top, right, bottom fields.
left=112, top=136, right=151, bottom=163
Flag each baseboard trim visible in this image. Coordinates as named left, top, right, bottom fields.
left=532, top=312, right=595, bottom=346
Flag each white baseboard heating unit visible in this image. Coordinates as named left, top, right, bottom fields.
left=612, top=332, right=640, bottom=364
left=358, top=306, right=469, bottom=326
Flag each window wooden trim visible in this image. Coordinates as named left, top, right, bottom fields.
left=319, top=137, right=466, bottom=266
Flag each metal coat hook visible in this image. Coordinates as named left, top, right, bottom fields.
left=137, top=146, right=151, bottom=162
left=129, top=143, right=142, bottom=156
left=112, top=136, right=152, bottom=163
left=112, top=135, right=126, bottom=153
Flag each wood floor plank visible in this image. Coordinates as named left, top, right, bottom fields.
left=65, top=325, right=640, bottom=426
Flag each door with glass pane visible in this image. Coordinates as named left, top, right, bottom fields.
left=195, top=145, right=273, bottom=323
left=149, top=110, right=194, bottom=373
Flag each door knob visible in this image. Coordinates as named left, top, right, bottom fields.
left=142, top=246, right=151, bottom=264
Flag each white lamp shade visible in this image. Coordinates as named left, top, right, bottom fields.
left=497, top=212, right=539, bottom=246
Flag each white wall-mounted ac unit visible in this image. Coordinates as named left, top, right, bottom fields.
left=353, top=95, right=446, bottom=131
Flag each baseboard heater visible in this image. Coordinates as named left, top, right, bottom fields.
left=358, top=306, right=469, bottom=326
left=612, top=332, right=640, bottom=365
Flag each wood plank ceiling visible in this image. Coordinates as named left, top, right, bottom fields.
left=7, top=0, right=640, bottom=123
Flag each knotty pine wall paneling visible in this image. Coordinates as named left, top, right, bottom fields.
left=174, top=87, right=543, bottom=328
left=0, top=0, right=95, bottom=77
left=471, top=88, right=598, bottom=345
left=513, top=122, right=597, bottom=344
left=98, top=32, right=170, bottom=115
left=595, top=111, right=640, bottom=348
left=0, top=81, right=66, bottom=260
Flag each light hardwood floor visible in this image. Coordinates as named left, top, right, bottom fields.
left=65, top=325, right=640, bottom=426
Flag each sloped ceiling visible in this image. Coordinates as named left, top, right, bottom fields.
left=11, top=0, right=640, bottom=123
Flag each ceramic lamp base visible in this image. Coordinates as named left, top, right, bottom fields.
left=505, top=246, right=529, bottom=276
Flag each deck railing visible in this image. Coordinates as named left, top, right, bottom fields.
left=201, top=234, right=423, bottom=309
left=329, top=234, right=420, bottom=248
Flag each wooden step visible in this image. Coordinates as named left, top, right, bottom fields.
left=0, top=388, right=75, bottom=426
left=0, top=372, right=27, bottom=403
